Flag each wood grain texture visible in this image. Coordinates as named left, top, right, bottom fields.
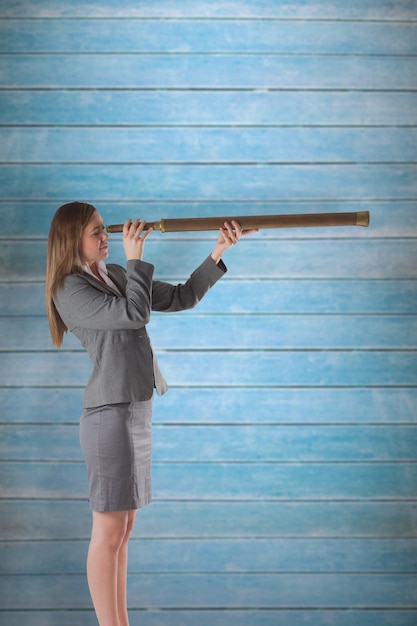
left=1, top=279, right=417, bottom=315
left=2, top=500, right=417, bottom=539
left=1, top=54, right=416, bottom=89
left=2, top=350, right=417, bottom=387
left=0, top=201, right=415, bottom=240
left=0, top=0, right=416, bottom=19
left=2, top=538, right=417, bottom=574
left=1, top=610, right=417, bottom=626
left=1, top=572, right=417, bottom=609
left=2, top=19, right=416, bottom=54
left=2, top=461, right=417, bottom=499
left=1, top=387, right=416, bottom=424
left=1, top=91, right=416, bottom=126
left=2, top=240, right=417, bottom=281
left=2, top=127, right=416, bottom=163
left=2, top=314, right=417, bottom=350
left=1, top=164, right=416, bottom=201
left=3, top=424, right=417, bottom=462
left=1, top=0, right=416, bottom=622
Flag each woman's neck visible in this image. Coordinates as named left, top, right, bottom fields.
left=84, top=261, right=105, bottom=283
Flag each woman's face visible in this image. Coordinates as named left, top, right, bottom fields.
left=80, top=211, right=109, bottom=267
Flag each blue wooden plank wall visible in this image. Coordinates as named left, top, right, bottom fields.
left=1, top=0, right=417, bottom=624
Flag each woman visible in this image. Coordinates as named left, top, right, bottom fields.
left=46, top=201, right=255, bottom=626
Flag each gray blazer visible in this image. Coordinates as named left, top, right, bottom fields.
left=54, top=255, right=226, bottom=407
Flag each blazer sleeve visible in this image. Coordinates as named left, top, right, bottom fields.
left=151, top=255, right=227, bottom=313
left=53, top=259, right=154, bottom=330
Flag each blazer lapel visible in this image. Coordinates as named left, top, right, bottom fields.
left=81, top=270, right=123, bottom=297
left=106, top=265, right=127, bottom=295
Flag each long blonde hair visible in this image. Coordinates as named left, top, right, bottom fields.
left=46, top=201, right=97, bottom=348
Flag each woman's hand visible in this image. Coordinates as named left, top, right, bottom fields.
left=210, top=220, right=258, bottom=264
left=123, top=218, right=153, bottom=261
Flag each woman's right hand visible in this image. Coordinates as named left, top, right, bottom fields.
left=123, top=218, right=153, bottom=260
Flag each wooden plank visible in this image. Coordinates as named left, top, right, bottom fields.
left=2, top=127, right=416, bottom=163
left=1, top=279, right=417, bottom=316
left=0, top=0, right=415, bottom=20
left=0, top=283, right=47, bottom=314
left=2, top=20, right=416, bottom=54
left=2, top=609, right=417, bottom=626
left=2, top=314, right=416, bottom=351
left=153, top=462, right=417, bottom=500
left=1, top=54, right=415, bottom=89
left=151, top=387, right=417, bottom=424
left=2, top=500, right=416, bottom=539
left=2, top=91, right=416, bottom=126
left=1, top=350, right=416, bottom=387
left=156, top=350, right=417, bottom=387
left=2, top=538, right=417, bottom=574
left=1, top=572, right=416, bottom=609
left=87, top=238, right=417, bottom=280
left=1, top=240, right=417, bottom=281
left=2, top=461, right=417, bottom=499
left=1, top=164, right=416, bottom=202
left=1, top=387, right=416, bottom=425
left=100, top=423, right=417, bottom=463
left=3, top=424, right=417, bottom=462
left=142, top=314, right=417, bottom=350
left=1, top=201, right=415, bottom=240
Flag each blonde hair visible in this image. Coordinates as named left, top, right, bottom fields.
left=46, top=201, right=97, bottom=347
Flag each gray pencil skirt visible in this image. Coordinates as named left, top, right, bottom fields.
left=80, top=399, right=153, bottom=512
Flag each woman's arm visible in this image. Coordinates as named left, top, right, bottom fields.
left=54, top=259, right=154, bottom=330
left=152, top=220, right=258, bottom=312
left=54, top=217, right=155, bottom=330
left=210, top=219, right=257, bottom=264
left=151, top=255, right=226, bottom=313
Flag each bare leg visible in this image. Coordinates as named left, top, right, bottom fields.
left=87, top=510, right=136, bottom=626
left=117, top=510, right=136, bottom=626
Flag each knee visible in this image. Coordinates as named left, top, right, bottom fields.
left=121, top=511, right=136, bottom=546
left=92, top=511, right=134, bottom=552
left=108, top=525, right=129, bottom=552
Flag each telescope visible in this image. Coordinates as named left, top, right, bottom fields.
left=106, top=211, right=370, bottom=234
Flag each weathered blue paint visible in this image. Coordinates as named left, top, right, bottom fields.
left=2, top=500, right=417, bottom=540
left=2, top=19, right=416, bottom=54
left=1, top=1, right=416, bottom=623
left=1, top=610, right=417, bottom=626
left=2, top=424, right=417, bottom=462
left=1, top=54, right=416, bottom=89
left=2, top=314, right=417, bottom=350
left=1, top=387, right=417, bottom=424
left=1, top=91, right=416, bottom=126
left=3, top=127, right=417, bottom=163
left=0, top=200, right=415, bottom=239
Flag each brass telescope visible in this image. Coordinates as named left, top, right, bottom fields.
left=106, top=210, right=370, bottom=234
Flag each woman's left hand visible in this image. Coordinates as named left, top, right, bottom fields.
left=210, top=220, right=258, bottom=264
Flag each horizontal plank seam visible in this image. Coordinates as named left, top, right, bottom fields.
left=1, top=17, right=417, bottom=22
left=2, top=347, right=416, bottom=353
left=1, top=497, right=417, bottom=503
left=2, top=161, right=417, bottom=166
left=0, top=608, right=416, bottom=613
left=1, top=87, right=416, bottom=93
left=2, top=51, right=417, bottom=57
left=4, top=312, right=417, bottom=318
left=1, top=124, right=417, bottom=129
left=3, top=457, right=417, bottom=465
left=3, top=383, right=417, bottom=388
left=2, top=422, right=417, bottom=427
left=1, top=198, right=416, bottom=204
